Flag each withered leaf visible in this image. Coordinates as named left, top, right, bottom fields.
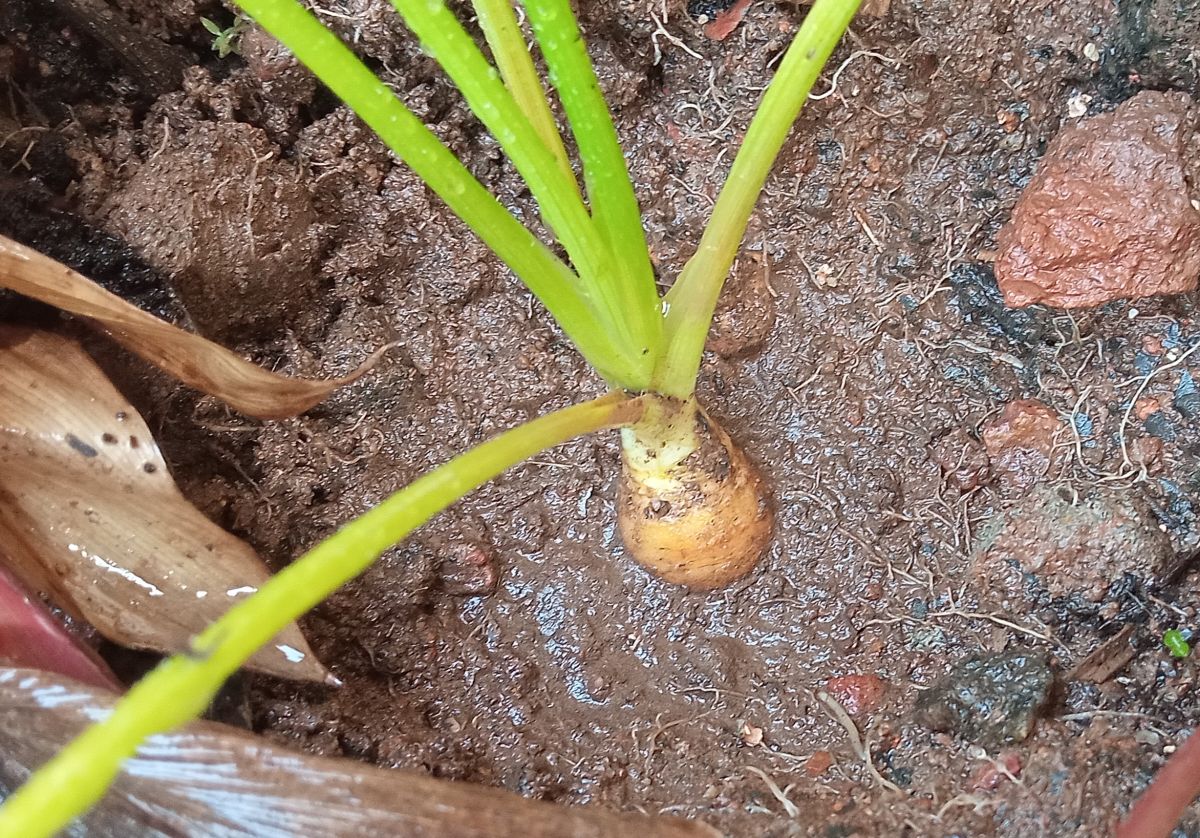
left=0, top=669, right=717, bottom=838
left=0, top=234, right=375, bottom=420
left=0, top=326, right=328, bottom=682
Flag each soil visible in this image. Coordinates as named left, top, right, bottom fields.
left=3, top=0, right=1200, bottom=835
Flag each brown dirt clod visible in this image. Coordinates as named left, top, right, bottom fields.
left=104, top=121, right=323, bottom=341
left=805, top=750, right=833, bottom=777
left=996, top=91, right=1200, bottom=309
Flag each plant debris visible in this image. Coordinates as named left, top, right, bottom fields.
left=1068, top=625, right=1137, bottom=684
left=0, top=235, right=378, bottom=419
left=0, top=326, right=328, bottom=681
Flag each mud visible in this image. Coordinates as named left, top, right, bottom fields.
left=4, top=0, right=1200, bottom=835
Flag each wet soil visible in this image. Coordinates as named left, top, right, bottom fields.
left=4, top=0, right=1200, bottom=835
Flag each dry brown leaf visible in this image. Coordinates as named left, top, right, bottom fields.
left=0, top=234, right=375, bottom=419
left=0, top=326, right=329, bottom=682
left=0, top=668, right=718, bottom=837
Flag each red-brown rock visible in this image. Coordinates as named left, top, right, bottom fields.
left=973, top=485, right=1172, bottom=608
left=703, top=0, right=751, bottom=40
left=825, top=674, right=887, bottom=718
left=980, top=399, right=1063, bottom=492
left=996, top=91, right=1200, bottom=309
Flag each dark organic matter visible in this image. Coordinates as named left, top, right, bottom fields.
left=914, top=650, right=1054, bottom=748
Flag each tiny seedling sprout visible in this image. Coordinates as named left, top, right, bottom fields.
left=201, top=15, right=250, bottom=59
left=1163, top=628, right=1191, bottom=659
left=0, top=0, right=862, bottom=833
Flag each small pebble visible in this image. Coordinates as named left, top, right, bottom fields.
left=1068, top=92, right=1093, bottom=118
left=806, top=750, right=833, bottom=776
left=825, top=674, right=887, bottom=718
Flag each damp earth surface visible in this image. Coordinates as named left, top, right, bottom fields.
left=3, top=0, right=1200, bottom=834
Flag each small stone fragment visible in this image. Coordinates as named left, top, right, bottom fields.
left=1066, top=92, right=1093, bottom=118
left=1144, top=411, right=1177, bottom=441
left=914, top=650, right=1054, bottom=748
left=1129, top=436, right=1165, bottom=475
left=1175, top=390, right=1200, bottom=419
left=980, top=399, right=1062, bottom=493
left=806, top=750, right=833, bottom=776
left=1134, top=397, right=1163, bottom=422
left=973, top=485, right=1172, bottom=607
left=995, top=91, right=1200, bottom=309
left=824, top=674, right=887, bottom=718
left=703, top=0, right=751, bottom=40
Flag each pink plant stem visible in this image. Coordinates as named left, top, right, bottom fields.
left=1118, top=728, right=1200, bottom=838
left=0, top=560, right=120, bottom=691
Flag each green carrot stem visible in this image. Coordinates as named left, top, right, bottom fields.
left=524, top=0, right=664, bottom=361
left=0, top=392, right=643, bottom=837
left=472, top=0, right=579, bottom=193
left=652, top=0, right=862, bottom=398
left=230, top=0, right=640, bottom=387
left=389, top=0, right=655, bottom=382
